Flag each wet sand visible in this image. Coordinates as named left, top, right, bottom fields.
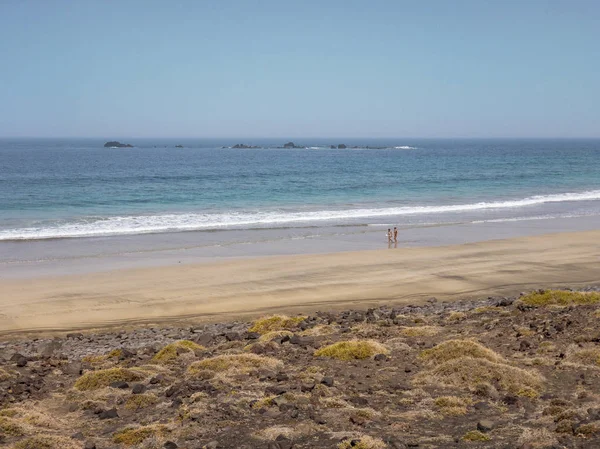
left=1, top=230, right=599, bottom=335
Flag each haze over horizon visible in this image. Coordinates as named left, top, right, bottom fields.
left=1, top=0, right=599, bottom=139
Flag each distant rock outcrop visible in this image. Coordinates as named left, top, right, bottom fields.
left=337, top=144, right=347, bottom=149
left=104, top=141, right=133, bottom=148
left=175, top=145, right=184, bottom=148
left=232, top=143, right=260, bottom=149
left=283, top=142, right=302, bottom=149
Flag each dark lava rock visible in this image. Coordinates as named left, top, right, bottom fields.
left=63, top=361, right=82, bottom=376
left=374, top=353, right=388, bottom=362
left=164, top=442, right=178, bottom=449
left=66, top=332, right=84, bottom=339
left=276, top=372, right=289, bottom=382
left=98, top=408, right=119, bottom=419
left=348, top=396, right=368, bottom=406
left=132, top=383, right=146, bottom=394
left=301, top=382, right=315, bottom=392
left=321, top=376, right=334, bottom=387
left=149, top=374, right=164, bottom=385
left=15, top=356, right=28, bottom=367
left=225, top=332, right=241, bottom=341
left=496, top=297, right=515, bottom=307
left=245, top=332, right=261, bottom=340
left=519, top=340, right=532, bottom=351
left=109, top=381, right=129, bottom=389
left=477, top=419, right=494, bottom=432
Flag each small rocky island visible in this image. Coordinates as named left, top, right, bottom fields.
left=283, top=141, right=303, bottom=149
left=231, top=143, right=261, bottom=149
left=103, top=141, right=133, bottom=148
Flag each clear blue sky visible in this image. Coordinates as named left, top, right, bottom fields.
left=1, top=0, right=599, bottom=138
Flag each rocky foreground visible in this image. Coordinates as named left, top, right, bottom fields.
left=1, top=288, right=600, bottom=449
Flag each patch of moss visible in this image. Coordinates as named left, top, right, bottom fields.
left=415, top=356, right=544, bottom=395
left=566, top=348, right=600, bottom=367
left=0, top=416, right=25, bottom=436
left=74, top=367, right=145, bottom=391
left=314, top=340, right=389, bottom=361
left=0, top=408, right=18, bottom=417
left=462, top=430, right=491, bottom=441
left=13, top=435, right=82, bottom=449
left=0, top=367, right=15, bottom=382
left=251, top=395, right=276, bottom=409
left=151, top=340, right=205, bottom=364
left=187, top=353, right=283, bottom=376
left=520, top=290, right=600, bottom=307
left=258, top=330, right=293, bottom=343
left=434, top=396, right=470, bottom=416
left=337, top=435, right=386, bottom=449
left=446, top=311, right=466, bottom=321
left=113, top=425, right=167, bottom=445
left=248, top=315, right=306, bottom=334
left=419, top=339, right=505, bottom=365
left=400, top=326, right=440, bottom=337
left=576, top=423, right=599, bottom=436
left=124, top=393, right=158, bottom=410
left=301, top=324, right=338, bottom=337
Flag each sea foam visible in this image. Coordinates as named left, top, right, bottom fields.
left=1, top=189, right=599, bottom=241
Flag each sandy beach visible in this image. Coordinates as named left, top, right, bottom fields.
left=1, top=229, right=599, bottom=336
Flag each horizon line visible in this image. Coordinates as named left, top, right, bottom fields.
left=2, top=136, right=600, bottom=140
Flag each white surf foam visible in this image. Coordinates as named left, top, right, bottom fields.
left=394, top=146, right=417, bottom=149
left=2, top=189, right=600, bottom=240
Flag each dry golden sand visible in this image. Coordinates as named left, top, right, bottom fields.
left=1, top=230, right=599, bottom=335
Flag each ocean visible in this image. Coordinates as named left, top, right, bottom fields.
left=1, top=138, right=600, bottom=276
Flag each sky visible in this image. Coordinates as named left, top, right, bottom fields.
left=0, top=0, right=599, bottom=138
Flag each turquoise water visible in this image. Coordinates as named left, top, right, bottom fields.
left=1, top=138, right=600, bottom=240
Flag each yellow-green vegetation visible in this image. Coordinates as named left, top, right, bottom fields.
left=258, top=330, right=293, bottom=343
left=462, top=430, right=491, bottom=442
left=113, top=425, right=168, bottom=445
left=124, top=393, right=158, bottom=410
left=419, top=339, right=505, bottom=365
left=0, top=367, right=15, bottom=382
left=248, top=315, right=306, bottom=334
left=301, top=324, right=338, bottom=336
left=0, top=416, right=25, bottom=436
left=13, top=435, right=82, bottom=449
left=434, top=396, right=471, bottom=416
left=151, top=340, right=205, bottom=364
left=400, top=326, right=441, bottom=337
left=576, top=423, right=599, bottom=436
left=337, top=435, right=387, bottom=449
left=520, top=290, right=600, bottom=307
left=566, top=347, right=600, bottom=367
left=251, top=395, right=276, bottom=409
left=416, top=356, right=543, bottom=395
left=187, top=353, right=283, bottom=376
left=473, top=306, right=504, bottom=314
left=74, top=367, right=145, bottom=391
left=0, top=408, right=18, bottom=417
left=81, top=348, right=123, bottom=365
left=314, top=340, right=389, bottom=361
left=446, top=311, right=466, bottom=321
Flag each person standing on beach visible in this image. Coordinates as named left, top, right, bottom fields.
left=387, top=228, right=392, bottom=243
left=393, top=227, right=398, bottom=243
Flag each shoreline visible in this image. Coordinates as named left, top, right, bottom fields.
left=1, top=229, right=599, bottom=336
